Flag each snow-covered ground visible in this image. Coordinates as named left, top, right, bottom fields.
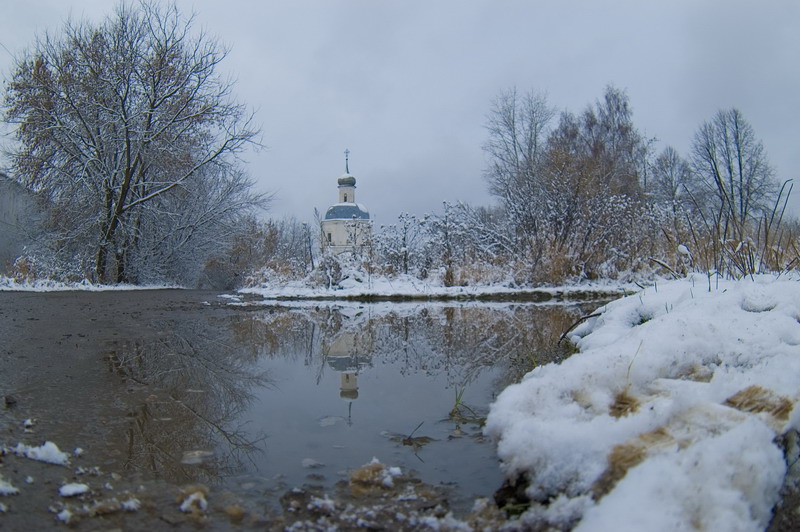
left=485, top=273, right=800, bottom=531
left=239, top=271, right=628, bottom=301
left=0, top=276, right=180, bottom=292
left=0, top=270, right=628, bottom=300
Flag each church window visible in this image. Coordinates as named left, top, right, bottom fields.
left=343, top=193, right=348, bottom=202
left=327, top=233, right=332, bottom=243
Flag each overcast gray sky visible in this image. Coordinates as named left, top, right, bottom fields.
left=2, top=1, right=799, bottom=225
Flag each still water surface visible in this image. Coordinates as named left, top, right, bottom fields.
left=111, top=299, right=605, bottom=513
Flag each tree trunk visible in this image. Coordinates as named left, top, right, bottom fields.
left=96, top=244, right=108, bottom=284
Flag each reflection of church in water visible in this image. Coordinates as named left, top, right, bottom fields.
left=323, top=329, right=373, bottom=421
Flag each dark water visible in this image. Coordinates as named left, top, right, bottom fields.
left=103, top=299, right=604, bottom=514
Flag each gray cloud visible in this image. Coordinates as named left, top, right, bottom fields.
left=2, top=0, right=798, bottom=223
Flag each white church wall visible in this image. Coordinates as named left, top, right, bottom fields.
left=321, top=218, right=371, bottom=253
left=338, top=184, right=355, bottom=203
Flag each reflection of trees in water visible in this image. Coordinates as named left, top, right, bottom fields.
left=232, top=302, right=604, bottom=394
left=231, top=310, right=321, bottom=365
left=106, top=317, right=270, bottom=485
left=364, top=304, right=595, bottom=391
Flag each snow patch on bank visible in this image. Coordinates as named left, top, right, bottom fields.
left=0, top=276, right=181, bottom=292
left=485, top=273, right=800, bottom=531
left=240, top=271, right=628, bottom=301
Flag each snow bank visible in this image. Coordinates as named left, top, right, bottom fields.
left=485, top=274, right=800, bottom=531
left=0, top=276, right=180, bottom=292
left=240, top=271, right=626, bottom=301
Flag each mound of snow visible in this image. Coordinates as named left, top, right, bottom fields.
left=13, top=441, right=70, bottom=465
left=485, top=274, right=800, bottom=531
left=59, top=483, right=89, bottom=497
left=0, top=475, right=19, bottom=496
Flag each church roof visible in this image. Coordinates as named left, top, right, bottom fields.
left=324, top=203, right=370, bottom=220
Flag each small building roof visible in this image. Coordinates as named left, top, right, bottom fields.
left=324, top=203, right=370, bottom=220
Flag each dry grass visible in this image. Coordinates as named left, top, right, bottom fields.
left=10, top=257, right=38, bottom=282
left=348, top=462, right=394, bottom=498
left=592, top=427, right=674, bottom=499
left=455, top=261, right=509, bottom=286
left=609, top=389, right=640, bottom=418
left=724, top=385, right=794, bottom=421
left=594, top=386, right=795, bottom=500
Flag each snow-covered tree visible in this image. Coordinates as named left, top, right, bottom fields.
left=208, top=215, right=314, bottom=289
left=480, top=86, right=664, bottom=283
left=375, top=212, right=422, bottom=275
left=3, top=1, right=264, bottom=283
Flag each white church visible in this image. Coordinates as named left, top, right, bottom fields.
left=320, top=151, right=372, bottom=254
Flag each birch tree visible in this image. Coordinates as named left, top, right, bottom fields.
left=3, top=1, right=262, bottom=283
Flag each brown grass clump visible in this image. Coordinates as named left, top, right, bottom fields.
left=592, top=443, right=647, bottom=498
left=609, top=389, right=640, bottom=418
left=592, top=428, right=673, bottom=499
left=348, top=461, right=392, bottom=498
left=724, top=385, right=794, bottom=421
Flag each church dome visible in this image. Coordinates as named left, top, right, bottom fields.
left=338, top=174, right=356, bottom=187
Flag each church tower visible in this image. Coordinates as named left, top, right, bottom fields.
left=320, top=150, right=371, bottom=254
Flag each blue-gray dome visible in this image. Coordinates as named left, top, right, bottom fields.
left=325, top=203, right=370, bottom=220
left=338, top=174, right=356, bottom=187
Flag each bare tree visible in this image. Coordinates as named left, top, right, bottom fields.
left=482, top=88, right=555, bottom=236
left=689, top=108, right=777, bottom=240
left=651, top=146, right=694, bottom=209
left=481, top=85, right=657, bottom=283
left=203, top=215, right=313, bottom=289
left=544, top=85, right=646, bottom=200
left=3, top=1, right=263, bottom=283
